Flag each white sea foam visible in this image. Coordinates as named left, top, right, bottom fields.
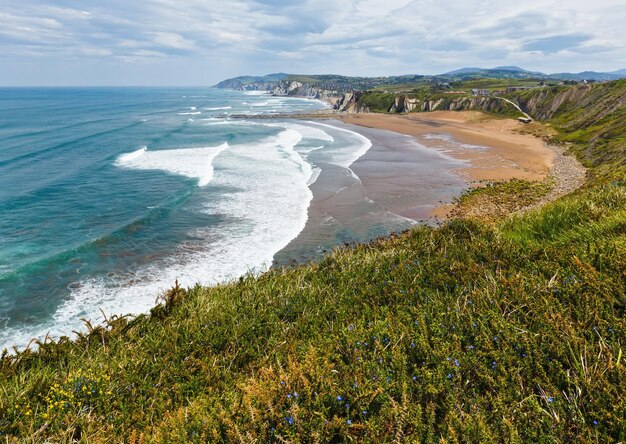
left=250, top=100, right=272, bottom=107
left=205, top=106, right=232, bottom=111
left=308, top=167, right=322, bottom=185
left=178, top=112, right=202, bottom=116
left=244, top=91, right=269, bottom=96
left=190, top=107, right=197, bottom=110
left=264, top=122, right=334, bottom=143
left=3, top=130, right=313, bottom=350
left=305, top=121, right=372, bottom=176
left=115, top=143, right=228, bottom=187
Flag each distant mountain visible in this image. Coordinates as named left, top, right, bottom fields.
left=548, top=71, right=625, bottom=81
left=608, top=69, right=626, bottom=76
left=443, top=67, right=626, bottom=81
left=442, top=66, right=548, bottom=80
left=443, top=67, right=483, bottom=75
left=214, top=73, right=289, bottom=88
left=215, top=67, right=626, bottom=94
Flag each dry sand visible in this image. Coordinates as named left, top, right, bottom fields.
left=338, top=111, right=554, bottom=183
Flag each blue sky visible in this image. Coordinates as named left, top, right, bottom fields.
left=1, top=0, right=624, bottom=85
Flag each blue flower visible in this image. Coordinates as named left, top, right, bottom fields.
left=286, top=416, right=294, bottom=425
left=547, top=397, right=554, bottom=403
left=347, top=419, right=352, bottom=425
left=454, top=359, right=459, bottom=367
left=337, top=395, right=343, bottom=401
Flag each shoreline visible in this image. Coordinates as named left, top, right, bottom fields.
left=276, top=110, right=575, bottom=265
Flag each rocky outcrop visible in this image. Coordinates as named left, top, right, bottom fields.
left=221, top=79, right=337, bottom=99
left=334, top=92, right=369, bottom=113
left=389, top=96, right=419, bottom=113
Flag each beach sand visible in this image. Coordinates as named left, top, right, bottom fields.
left=275, top=112, right=556, bottom=264
left=339, top=111, right=554, bottom=183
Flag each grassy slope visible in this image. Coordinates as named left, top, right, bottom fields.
left=1, top=84, right=626, bottom=443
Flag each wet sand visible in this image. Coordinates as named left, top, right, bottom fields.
left=275, top=112, right=557, bottom=264
left=274, top=120, right=467, bottom=265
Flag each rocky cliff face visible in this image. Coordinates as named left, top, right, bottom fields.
left=334, top=92, right=369, bottom=113
left=222, top=80, right=336, bottom=99
left=338, top=93, right=511, bottom=114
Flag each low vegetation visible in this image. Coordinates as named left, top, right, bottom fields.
left=1, top=81, right=625, bottom=443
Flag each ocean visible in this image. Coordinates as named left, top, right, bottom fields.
left=0, top=87, right=465, bottom=351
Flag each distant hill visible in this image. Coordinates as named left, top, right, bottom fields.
left=214, top=67, right=626, bottom=93
left=443, top=66, right=626, bottom=81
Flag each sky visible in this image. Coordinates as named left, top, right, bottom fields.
left=1, top=0, right=625, bottom=86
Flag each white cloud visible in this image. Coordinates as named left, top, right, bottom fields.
left=0, top=0, right=624, bottom=85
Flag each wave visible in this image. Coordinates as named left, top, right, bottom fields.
left=264, top=122, right=334, bottom=143
left=178, top=112, right=202, bottom=116
left=115, top=143, right=228, bottom=187
left=305, top=121, right=372, bottom=175
left=204, top=106, right=232, bottom=111
left=5, top=130, right=314, bottom=350
left=244, top=91, right=270, bottom=96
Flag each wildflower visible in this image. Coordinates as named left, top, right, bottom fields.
left=454, top=359, right=459, bottom=367
left=286, top=416, right=294, bottom=425
left=337, top=395, right=343, bottom=401
left=491, top=361, right=497, bottom=370
left=347, top=419, right=352, bottom=425
left=412, top=375, right=417, bottom=381
left=547, top=397, right=554, bottom=403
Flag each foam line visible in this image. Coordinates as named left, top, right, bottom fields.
left=115, top=143, right=228, bottom=186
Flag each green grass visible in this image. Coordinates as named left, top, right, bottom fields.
left=1, top=81, right=626, bottom=443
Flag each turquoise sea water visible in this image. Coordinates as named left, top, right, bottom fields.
left=0, top=88, right=349, bottom=349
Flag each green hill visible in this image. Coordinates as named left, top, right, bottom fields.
left=1, top=82, right=625, bottom=443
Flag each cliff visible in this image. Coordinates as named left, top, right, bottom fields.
left=335, top=92, right=513, bottom=115
left=215, top=75, right=340, bottom=99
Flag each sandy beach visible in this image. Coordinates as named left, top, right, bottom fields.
left=338, top=111, right=554, bottom=183
left=276, top=111, right=564, bottom=264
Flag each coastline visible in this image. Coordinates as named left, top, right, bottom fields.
left=277, top=110, right=566, bottom=265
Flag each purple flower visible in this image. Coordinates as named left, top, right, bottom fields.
left=286, top=416, right=294, bottom=425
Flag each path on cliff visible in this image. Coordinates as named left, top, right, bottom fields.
left=494, top=97, right=533, bottom=120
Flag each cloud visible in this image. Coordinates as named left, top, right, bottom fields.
left=522, top=34, right=591, bottom=54
left=0, top=0, right=625, bottom=85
